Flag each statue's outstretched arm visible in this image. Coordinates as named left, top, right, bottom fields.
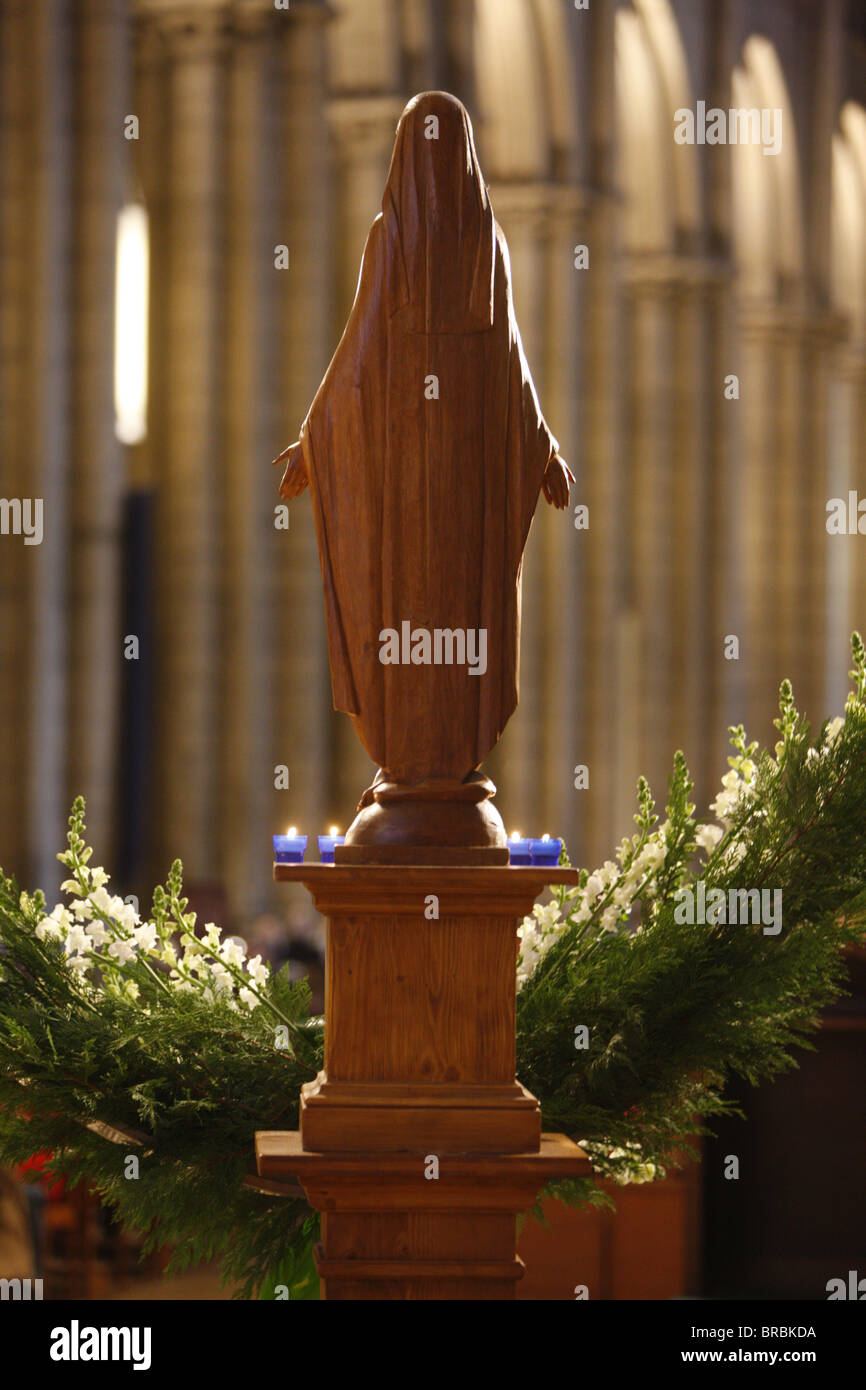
left=541, top=452, right=574, bottom=510
left=272, top=440, right=309, bottom=499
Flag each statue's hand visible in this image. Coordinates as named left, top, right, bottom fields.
left=542, top=453, right=574, bottom=509
left=272, top=440, right=309, bottom=499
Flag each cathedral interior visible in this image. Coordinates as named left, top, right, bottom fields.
left=0, top=0, right=864, bottom=1299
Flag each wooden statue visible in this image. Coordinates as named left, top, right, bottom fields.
left=273, top=92, right=573, bottom=859
left=259, top=94, right=591, bottom=1300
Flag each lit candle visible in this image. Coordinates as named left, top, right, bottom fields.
left=318, top=825, right=346, bottom=864
left=508, top=830, right=533, bottom=866
left=530, top=833, right=562, bottom=867
left=273, top=826, right=308, bottom=864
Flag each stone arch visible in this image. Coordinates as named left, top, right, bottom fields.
left=472, top=0, right=549, bottom=180
left=832, top=102, right=866, bottom=343
left=530, top=0, right=580, bottom=180
left=613, top=0, right=700, bottom=253
left=731, top=34, right=803, bottom=298
left=632, top=0, right=700, bottom=243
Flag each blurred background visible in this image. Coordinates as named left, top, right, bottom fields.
left=0, top=0, right=864, bottom=1299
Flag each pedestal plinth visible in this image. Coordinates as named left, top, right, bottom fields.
left=255, top=865, right=591, bottom=1299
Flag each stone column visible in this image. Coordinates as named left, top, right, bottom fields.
left=704, top=268, right=743, bottom=788
left=579, top=183, right=624, bottom=868
left=736, top=305, right=784, bottom=741
left=793, top=314, right=836, bottom=725
left=486, top=183, right=550, bottom=839
left=0, top=0, right=33, bottom=881
left=67, top=0, right=130, bottom=868
left=622, top=262, right=676, bottom=803
left=219, top=0, right=284, bottom=919
left=5, top=2, right=74, bottom=896
left=137, top=0, right=228, bottom=883
left=578, top=0, right=624, bottom=867
left=824, top=343, right=861, bottom=715
left=539, top=184, right=584, bottom=848
left=668, top=263, right=721, bottom=805
left=847, top=353, right=866, bottom=664
left=270, top=0, right=335, bottom=894
left=325, top=94, right=404, bottom=821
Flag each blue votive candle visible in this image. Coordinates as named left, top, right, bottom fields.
left=273, top=828, right=308, bottom=864
left=508, top=832, right=533, bottom=866
left=530, top=834, right=563, bottom=867
left=318, top=828, right=346, bottom=864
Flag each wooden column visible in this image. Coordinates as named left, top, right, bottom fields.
left=257, top=865, right=589, bottom=1300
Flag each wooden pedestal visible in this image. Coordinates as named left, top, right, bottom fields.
left=255, top=865, right=591, bottom=1300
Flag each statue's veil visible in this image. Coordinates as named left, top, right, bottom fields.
left=382, top=92, right=496, bottom=334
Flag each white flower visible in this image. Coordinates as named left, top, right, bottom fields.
left=246, top=955, right=269, bottom=987
left=61, top=878, right=84, bottom=896
left=66, top=924, right=93, bottom=957
left=115, top=901, right=141, bottom=931
left=209, top=963, right=234, bottom=994
left=636, top=839, right=666, bottom=871
left=532, top=901, right=560, bottom=931
left=90, top=886, right=114, bottom=917
left=709, top=789, right=738, bottom=823
left=219, top=937, right=246, bottom=968
left=71, top=898, right=94, bottom=921
left=600, top=906, right=621, bottom=933
left=86, top=920, right=111, bottom=949
left=239, top=987, right=259, bottom=1010
left=583, top=873, right=604, bottom=903
left=202, top=922, right=222, bottom=951
left=573, top=904, right=592, bottom=925
left=695, top=824, right=724, bottom=853
left=65, top=955, right=91, bottom=975
left=824, top=715, right=844, bottom=747
left=160, top=943, right=178, bottom=966
left=133, top=922, right=158, bottom=953
left=35, top=916, right=63, bottom=941
left=108, top=939, right=136, bottom=965
left=599, top=860, right=619, bottom=887
left=90, top=867, right=109, bottom=889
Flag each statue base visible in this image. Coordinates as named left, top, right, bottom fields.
left=258, top=864, right=590, bottom=1299
left=337, top=773, right=509, bottom=866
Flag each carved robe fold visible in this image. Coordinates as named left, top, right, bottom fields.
left=298, top=92, right=558, bottom=783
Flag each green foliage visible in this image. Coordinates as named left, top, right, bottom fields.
left=0, top=844, right=323, bottom=1300
left=519, top=635, right=866, bottom=1194
left=1, top=636, right=865, bottom=1292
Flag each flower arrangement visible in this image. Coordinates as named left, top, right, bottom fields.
left=1, top=635, right=865, bottom=1297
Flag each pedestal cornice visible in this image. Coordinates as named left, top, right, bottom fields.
left=273, top=862, right=581, bottom=917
